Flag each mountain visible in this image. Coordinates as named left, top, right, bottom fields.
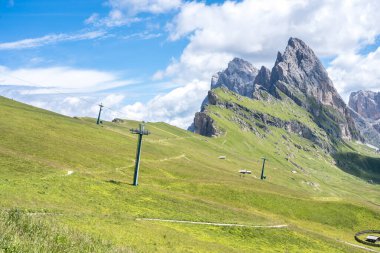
left=349, top=90, right=380, bottom=121
left=348, top=90, right=380, bottom=148
left=270, top=38, right=360, bottom=141
left=190, top=37, right=380, bottom=185
left=211, top=57, right=259, bottom=97
left=194, top=58, right=259, bottom=115
left=193, top=37, right=361, bottom=146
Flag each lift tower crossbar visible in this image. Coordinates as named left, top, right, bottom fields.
left=130, top=123, right=150, bottom=186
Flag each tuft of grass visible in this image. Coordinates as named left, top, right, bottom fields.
left=0, top=209, right=131, bottom=253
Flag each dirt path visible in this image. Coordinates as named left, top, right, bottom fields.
left=339, top=240, right=380, bottom=253
left=148, top=125, right=181, bottom=138
left=159, top=154, right=190, bottom=162
left=136, top=218, right=288, bottom=228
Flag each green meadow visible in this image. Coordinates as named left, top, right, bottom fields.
left=0, top=94, right=379, bottom=252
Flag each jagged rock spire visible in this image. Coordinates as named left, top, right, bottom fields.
left=271, top=37, right=344, bottom=110
left=211, top=57, right=259, bottom=97
left=270, top=37, right=359, bottom=140
left=254, top=66, right=271, bottom=90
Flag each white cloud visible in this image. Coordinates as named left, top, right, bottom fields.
left=63, top=96, right=82, bottom=106
left=102, top=94, right=125, bottom=107
left=0, top=65, right=135, bottom=93
left=328, top=47, right=380, bottom=101
left=4, top=0, right=380, bottom=130
left=160, top=0, right=380, bottom=81
left=86, top=0, right=182, bottom=27
left=119, top=79, right=208, bottom=128
left=0, top=89, right=125, bottom=121
left=144, top=0, right=380, bottom=128
left=123, top=31, right=162, bottom=40
left=116, top=0, right=182, bottom=15
left=85, top=13, right=100, bottom=25
left=0, top=31, right=106, bottom=50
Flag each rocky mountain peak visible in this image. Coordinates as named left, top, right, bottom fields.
left=271, top=37, right=342, bottom=109
left=270, top=37, right=360, bottom=140
left=191, top=37, right=363, bottom=143
left=226, top=57, right=257, bottom=74
left=287, top=37, right=309, bottom=50
left=211, top=57, right=258, bottom=97
left=349, top=90, right=380, bottom=121
left=274, top=52, right=283, bottom=65
left=254, top=66, right=271, bottom=90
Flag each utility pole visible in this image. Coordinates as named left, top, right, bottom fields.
left=260, top=157, right=267, bottom=180
left=130, top=123, right=150, bottom=186
left=96, top=103, right=104, bottom=125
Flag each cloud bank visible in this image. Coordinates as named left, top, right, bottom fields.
left=142, top=0, right=380, bottom=128
left=2, top=0, right=380, bottom=129
left=0, top=65, right=134, bottom=93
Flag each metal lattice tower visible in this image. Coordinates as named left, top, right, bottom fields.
left=260, top=157, right=267, bottom=180
left=130, top=123, right=150, bottom=186
left=96, top=103, right=104, bottom=125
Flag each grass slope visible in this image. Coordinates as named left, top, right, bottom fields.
left=0, top=209, right=130, bottom=253
left=0, top=95, right=379, bottom=252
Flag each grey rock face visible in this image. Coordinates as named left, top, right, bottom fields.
left=211, top=58, right=258, bottom=97
left=349, top=90, right=380, bottom=121
left=252, top=85, right=274, bottom=101
left=271, top=38, right=345, bottom=111
left=254, top=66, right=271, bottom=90
left=193, top=112, right=220, bottom=137
left=271, top=37, right=359, bottom=140
left=374, top=122, right=380, bottom=133
left=348, top=109, right=380, bottom=147
left=190, top=37, right=362, bottom=147
left=349, top=90, right=380, bottom=147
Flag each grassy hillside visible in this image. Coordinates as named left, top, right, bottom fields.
left=0, top=95, right=379, bottom=252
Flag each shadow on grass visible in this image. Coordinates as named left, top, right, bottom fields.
left=105, top=180, right=137, bottom=186
left=333, top=152, right=380, bottom=184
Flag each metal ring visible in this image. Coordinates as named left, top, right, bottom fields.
left=354, top=230, right=380, bottom=247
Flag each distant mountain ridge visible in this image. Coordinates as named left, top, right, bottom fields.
left=349, top=90, right=380, bottom=148
left=349, top=90, right=380, bottom=121
left=191, top=37, right=362, bottom=150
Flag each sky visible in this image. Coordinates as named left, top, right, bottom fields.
left=1, top=0, right=380, bottom=128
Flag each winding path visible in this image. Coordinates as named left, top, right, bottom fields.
left=339, top=240, right=380, bottom=253
left=136, top=218, right=288, bottom=228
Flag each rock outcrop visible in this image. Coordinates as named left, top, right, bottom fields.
left=211, top=58, right=259, bottom=97
left=348, top=90, right=380, bottom=147
left=193, top=111, right=220, bottom=137
left=348, top=109, right=380, bottom=148
left=271, top=38, right=343, bottom=110
left=270, top=38, right=359, bottom=141
left=254, top=66, right=271, bottom=90
left=349, top=90, right=380, bottom=121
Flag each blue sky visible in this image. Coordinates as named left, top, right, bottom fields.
left=1, top=0, right=380, bottom=128
left=0, top=0, right=186, bottom=85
